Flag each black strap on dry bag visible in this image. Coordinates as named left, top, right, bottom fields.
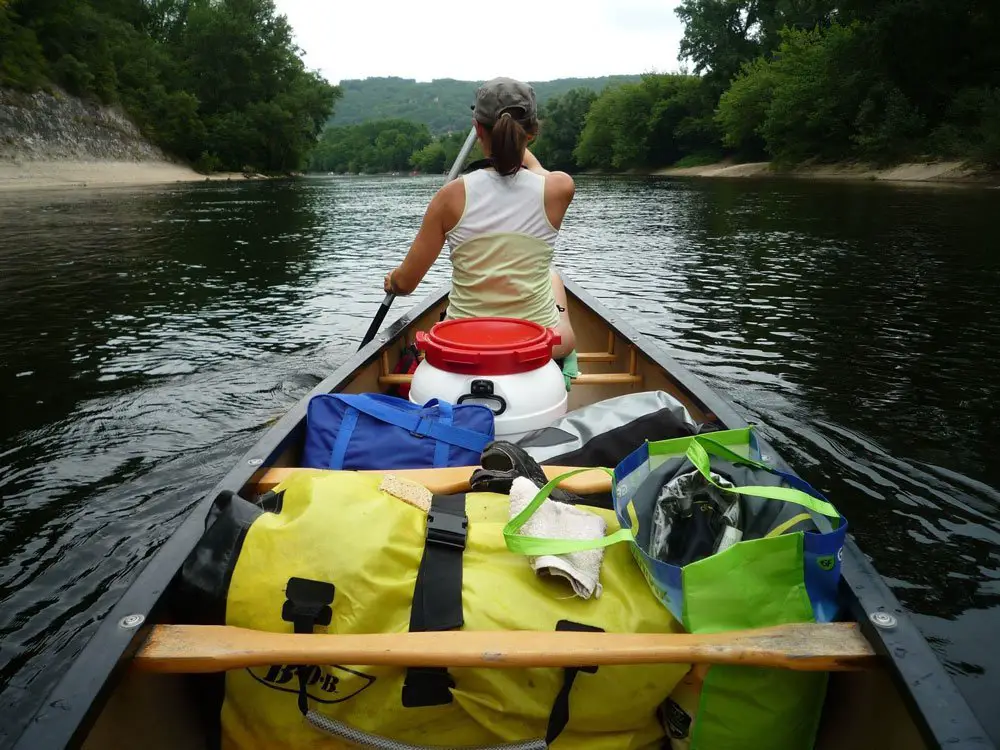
left=402, top=493, right=468, bottom=708
left=282, top=577, right=335, bottom=715
left=545, top=620, right=603, bottom=744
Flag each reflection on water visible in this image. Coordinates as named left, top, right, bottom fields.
left=1, top=175, right=998, bottom=744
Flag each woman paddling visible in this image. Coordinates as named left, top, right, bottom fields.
left=384, top=77, right=578, bottom=363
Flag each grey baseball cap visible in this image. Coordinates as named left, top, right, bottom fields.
left=471, top=77, right=537, bottom=125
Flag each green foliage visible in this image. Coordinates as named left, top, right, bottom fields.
left=685, top=0, right=1000, bottom=167
left=574, top=86, right=625, bottom=169
left=410, top=141, right=447, bottom=174
left=330, top=76, right=642, bottom=134
left=715, top=57, right=776, bottom=157
left=575, top=75, right=720, bottom=171
left=1, top=0, right=341, bottom=172
left=932, top=87, right=1000, bottom=168
left=533, top=88, right=598, bottom=172
left=853, top=85, right=926, bottom=165
left=0, top=5, right=48, bottom=90
left=51, top=53, right=94, bottom=97
left=673, top=153, right=723, bottom=168
left=760, top=24, right=876, bottom=163
left=194, top=150, right=223, bottom=174
left=676, top=0, right=834, bottom=91
left=717, top=22, right=930, bottom=164
left=309, top=120, right=432, bottom=173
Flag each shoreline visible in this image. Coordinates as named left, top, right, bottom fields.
left=651, top=160, right=999, bottom=186
left=0, top=159, right=266, bottom=193
left=4, top=158, right=998, bottom=194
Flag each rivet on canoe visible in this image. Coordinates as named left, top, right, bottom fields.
left=247, top=458, right=264, bottom=466
left=870, top=612, right=897, bottom=629
left=119, top=614, right=145, bottom=629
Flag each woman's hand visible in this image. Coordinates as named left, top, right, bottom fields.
left=384, top=268, right=401, bottom=295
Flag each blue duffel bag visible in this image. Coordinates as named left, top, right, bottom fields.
left=302, top=393, right=495, bottom=470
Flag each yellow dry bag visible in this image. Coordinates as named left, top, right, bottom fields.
left=216, top=471, right=688, bottom=749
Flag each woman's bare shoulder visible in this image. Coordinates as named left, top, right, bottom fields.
left=434, top=177, right=466, bottom=232
left=544, top=171, right=575, bottom=202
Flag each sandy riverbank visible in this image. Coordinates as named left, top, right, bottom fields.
left=0, top=159, right=260, bottom=193
left=654, top=160, right=998, bottom=185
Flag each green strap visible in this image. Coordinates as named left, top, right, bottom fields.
left=503, top=436, right=842, bottom=558
left=503, top=468, right=633, bottom=556
left=647, top=427, right=755, bottom=459
left=765, top=512, right=813, bottom=538
left=685, top=440, right=841, bottom=519
left=696, top=435, right=770, bottom=470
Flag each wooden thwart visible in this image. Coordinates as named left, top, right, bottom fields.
left=378, top=372, right=642, bottom=387
left=251, top=465, right=613, bottom=495
left=572, top=373, right=643, bottom=385
left=135, top=623, right=877, bottom=674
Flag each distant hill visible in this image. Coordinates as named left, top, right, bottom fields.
left=330, top=76, right=643, bottom=133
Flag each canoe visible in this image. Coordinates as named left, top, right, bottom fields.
left=12, top=279, right=991, bottom=750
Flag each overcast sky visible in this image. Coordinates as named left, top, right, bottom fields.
left=273, top=0, right=686, bottom=83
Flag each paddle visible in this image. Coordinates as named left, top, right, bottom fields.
left=134, top=622, right=877, bottom=674
left=358, top=293, right=394, bottom=351
left=250, top=464, right=612, bottom=496
left=357, top=125, right=480, bottom=351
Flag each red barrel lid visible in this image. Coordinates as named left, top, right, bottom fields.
left=415, top=318, right=561, bottom=375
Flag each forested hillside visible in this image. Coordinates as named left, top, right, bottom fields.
left=331, top=76, right=642, bottom=134
left=316, top=1, right=999, bottom=176
left=570, top=0, right=1000, bottom=171
left=0, top=0, right=339, bottom=172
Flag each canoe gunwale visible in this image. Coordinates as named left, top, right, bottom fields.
left=11, top=281, right=993, bottom=750
left=840, top=548, right=993, bottom=748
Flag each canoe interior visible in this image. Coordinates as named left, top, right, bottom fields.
left=75, top=284, right=930, bottom=750
left=262, top=290, right=716, bottom=474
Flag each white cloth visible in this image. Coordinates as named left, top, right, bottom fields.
left=508, top=476, right=607, bottom=600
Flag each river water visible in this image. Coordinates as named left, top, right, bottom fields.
left=1, top=175, right=998, bottom=745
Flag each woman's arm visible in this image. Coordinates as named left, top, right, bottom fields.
left=384, top=182, right=458, bottom=295
left=522, top=148, right=549, bottom=175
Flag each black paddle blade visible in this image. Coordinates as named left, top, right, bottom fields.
left=359, top=293, right=395, bottom=351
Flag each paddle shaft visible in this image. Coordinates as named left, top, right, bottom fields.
left=251, top=465, right=612, bottom=496
left=135, top=622, right=876, bottom=674
left=358, top=126, right=479, bottom=351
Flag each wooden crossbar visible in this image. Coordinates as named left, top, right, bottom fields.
left=134, top=623, right=877, bottom=674
left=251, top=465, right=613, bottom=495
left=378, top=372, right=643, bottom=387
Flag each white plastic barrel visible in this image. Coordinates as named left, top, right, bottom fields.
left=410, top=318, right=568, bottom=440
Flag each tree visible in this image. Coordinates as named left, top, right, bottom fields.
left=533, top=88, right=597, bottom=172
left=2, top=0, right=340, bottom=172
left=410, top=141, right=446, bottom=173
left=715, top=57, right=778, bottom=157
left=309, top=120, right=432, bottom=173
left=0, top=5, right=48, bottom=90
left=676, top=0, right=770, bottom=90
left=575, top=75, right=721, bottom=171
left=676, top=0, right=834, bottom=91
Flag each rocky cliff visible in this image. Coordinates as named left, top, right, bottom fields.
left=0, top=87, right=166, bottom=163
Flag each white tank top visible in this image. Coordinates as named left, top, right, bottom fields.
left=444, top=170, right=560, bottom=327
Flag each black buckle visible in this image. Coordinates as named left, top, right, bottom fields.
left=426, top=508, right=468, bottom=550
left=282, top=577, right=335, bottom=634
left=401, top=666, right=455, bottom=707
